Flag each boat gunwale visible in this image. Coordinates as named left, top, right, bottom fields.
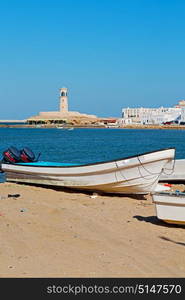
left=153, top=200, right=185, bottom=207
left=1, top=147, right=175, bottom=169
left=152, top=192, right=185, bottom=198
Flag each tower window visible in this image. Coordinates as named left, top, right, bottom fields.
left=61, top=91, right=66, bottom=97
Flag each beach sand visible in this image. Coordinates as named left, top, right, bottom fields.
left=0, top=182, right=185, bottom=278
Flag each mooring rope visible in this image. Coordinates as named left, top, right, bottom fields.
left=161, top=159, right=176, bottom=176
left=114, top=155, right=175, bottom=188
left=137, top=155, right=175, bottom=176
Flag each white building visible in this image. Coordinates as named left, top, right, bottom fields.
left=180, top=107, right=185, bottom=123
left=122, top=106, right=182, bottom=125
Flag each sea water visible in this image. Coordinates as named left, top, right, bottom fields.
left=0, top=127, right=185, bottom=182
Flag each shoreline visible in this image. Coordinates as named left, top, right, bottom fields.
left=0, top=181, right=185, bottom=278
left=1, top=124, right=185, bottom=130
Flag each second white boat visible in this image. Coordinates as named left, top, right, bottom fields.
left=152, top=191, right=185, bottom=225
left=160, top=159, right=185, bottom=182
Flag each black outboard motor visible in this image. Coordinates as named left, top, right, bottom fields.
left=3, top=146, right=21, bottom=163
left=20, top=147, right=36, bottom=162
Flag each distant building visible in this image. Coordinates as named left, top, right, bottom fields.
left=98, top=118, right=119, bottom=127
left=176, top=100, right=185, bottom=107
left=27, top=87, right=98, bottom=125
left=180, top=107, right=185, bottom=123
left=140, top=107, right=181, bottom=125
left=121, top=101, right=183, bottom=125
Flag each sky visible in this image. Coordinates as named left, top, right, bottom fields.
left=1, top=0, right=185, bottom=119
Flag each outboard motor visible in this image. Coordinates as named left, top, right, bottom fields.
left=20, top=147, right=36, bottom=162
left=3, top=146, right=21, bottom=163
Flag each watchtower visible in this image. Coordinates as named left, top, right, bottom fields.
left=59, top=87, right=68, bottom=112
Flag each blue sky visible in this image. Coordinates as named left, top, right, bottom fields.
left=0, top=0, right=185, bottom=119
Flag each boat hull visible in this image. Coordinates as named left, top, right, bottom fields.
left=1, top=148, right=175, bottom=194
left=160, top=159, right=185, bottom=182
left=152, top=192, right=185, bottom=224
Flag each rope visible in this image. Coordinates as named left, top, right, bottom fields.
left=114, top=155, right=175, bottom=188
left=161, top=159, right=175, bottom=175
left=137, top=156, right=175, bottom=177
left=115, top=159, right=163, bottom=186
left=137, top=163, right=163, bottom=181
left=137, top=156, right=164, bottom=175
left=115, top=161, right=128, bottom=182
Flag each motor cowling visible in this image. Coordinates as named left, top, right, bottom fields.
left=3, top=146, right=21, bottom=163
left=20, top=147, right=35, bottom=162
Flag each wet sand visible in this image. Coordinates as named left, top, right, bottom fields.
left=0, top=182, right=185, bottom=278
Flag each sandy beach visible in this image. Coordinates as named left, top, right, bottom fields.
left=0, top=182, right=185, bottom=278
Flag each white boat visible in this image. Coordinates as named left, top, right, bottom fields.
left=56, top=126, right=64, bottom=129
left=57, top=126, right=74, bottom=130
left=160, top=159, right=185, bottom=182
left=0, top=148, right=175, bottom=194
left=152, top=191, right=185, bottom=225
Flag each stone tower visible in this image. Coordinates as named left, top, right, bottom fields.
left=59, top=87, right=68, bottom=113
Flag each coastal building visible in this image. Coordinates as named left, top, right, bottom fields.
left=180, top=107, right=185, bottom=123
left=173, top=100, right=185, bottom=124
left=176, top=100, right=185, bottom=108
left=98, top=118, right=118, bottom=127
left=27, top=87, right=98, bottom=125
left=140, top=107, right=181, bottom=125
left=121, top=102, right=182, bottom=125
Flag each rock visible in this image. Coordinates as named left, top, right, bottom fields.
left=8, top=194, right=20, bottom=198
left=90, top=193, right=99, bottom=199
left=20, top=208, right=27, bottom=213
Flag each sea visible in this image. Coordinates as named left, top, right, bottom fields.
left=0, top=127, right=185, bottom=182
